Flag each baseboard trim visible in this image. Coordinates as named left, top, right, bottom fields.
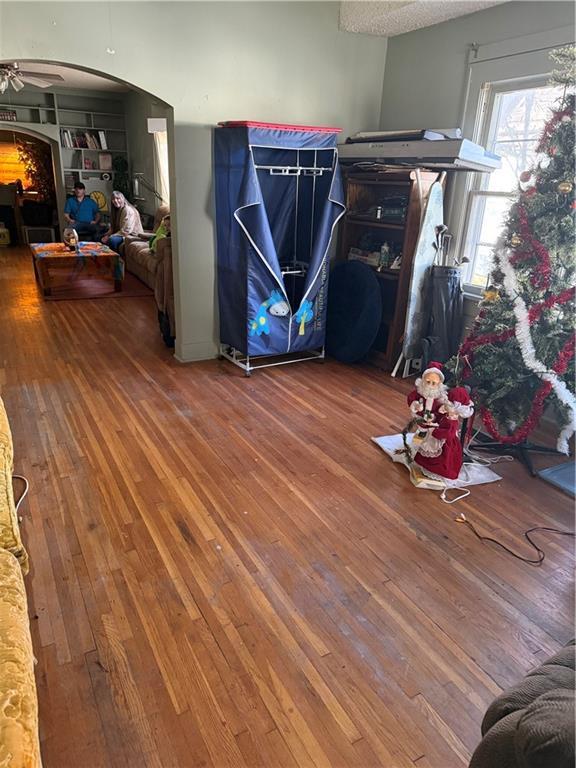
left=174, top=339, right=217, bottom=363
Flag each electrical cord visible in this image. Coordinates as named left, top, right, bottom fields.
left=12, top=474, right=29, bottom=518
left=464, top=429, right=515, bottom=465
left=455, top=513, right=575, bottom=566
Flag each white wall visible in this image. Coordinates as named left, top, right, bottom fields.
left=0, top=2, right=387, bottom=362
left=379, top=1, right=575, bottom=130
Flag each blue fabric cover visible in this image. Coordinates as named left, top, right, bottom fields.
left=325, top=261, right=382, bottom=363
left=214, top=125, right=345, bottom=356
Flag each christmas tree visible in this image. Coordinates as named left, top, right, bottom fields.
left=449, top=47, right=576, bottom=454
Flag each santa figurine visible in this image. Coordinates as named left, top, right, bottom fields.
left=406, top=362, right=474, bottom=480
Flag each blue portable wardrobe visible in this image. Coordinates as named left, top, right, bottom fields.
left=214, top=121, right=345, bottom=374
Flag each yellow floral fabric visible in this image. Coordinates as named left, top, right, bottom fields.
left=0, top=397, right=13, bottom=472
left=0, top=398, right=28, bottom=575
left=0, top=549, right=40, bottom=768
left=0, top=447, right=28, bottom=576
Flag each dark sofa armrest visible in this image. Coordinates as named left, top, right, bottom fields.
left=154, top=237, right=175, bottom=342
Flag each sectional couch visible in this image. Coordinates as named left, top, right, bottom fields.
left=470, top=640, right=575, bottom=768
left=123, top=205, right=175, bottom=346
left=0, top=396, right=41, bottom=768
left=123, top=205, right=170, bottom=291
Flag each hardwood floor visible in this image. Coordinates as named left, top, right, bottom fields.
left=1, top=246, right=574, bottom=767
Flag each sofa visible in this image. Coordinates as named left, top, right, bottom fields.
left=123, top=205, right=170, bottom=291
left=0, top=395, right=41, bottom=768
left=123, top=205, right=175, bottom=346
left=469, top=640, right=575, bottom=768
left=154, top=234, right=175, bottom=347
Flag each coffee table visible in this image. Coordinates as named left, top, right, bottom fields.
left=30, top=241, right=125, bottom=296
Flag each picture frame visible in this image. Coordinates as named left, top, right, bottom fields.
left=99, top=153, right=113, bottom=171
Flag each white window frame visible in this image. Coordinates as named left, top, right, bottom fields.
left=446, top=27, right=574, bottom=296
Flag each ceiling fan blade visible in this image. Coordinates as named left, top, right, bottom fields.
left=18, top=71, right=65, bottom=82
left=19, top=75, right=54, bottom=88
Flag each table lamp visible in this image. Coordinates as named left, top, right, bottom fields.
left=63, top=228, right=79, bottom=253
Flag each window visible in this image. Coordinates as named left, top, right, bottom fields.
left=153, top=130, right=170, bottom=207
left=460, top=81, right=563, bottom=289
left=0, top=143, right=28, bottom=186
left=447, top=29, right=574, bottom=294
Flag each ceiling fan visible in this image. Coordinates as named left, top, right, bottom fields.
left=0, top=63, right=65, bottom=94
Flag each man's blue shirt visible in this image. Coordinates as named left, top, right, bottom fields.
left=65, top=195, right=99, bottom=223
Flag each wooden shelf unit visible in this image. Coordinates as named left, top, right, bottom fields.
left=0, top=90, right=128, bottom=203
left=337, top=168, right=440, bottom=370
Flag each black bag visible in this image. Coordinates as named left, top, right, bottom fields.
left=421, top=266, right=463, bottom=367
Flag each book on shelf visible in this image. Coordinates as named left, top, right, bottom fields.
left=60, top=129, right=74, bottom=148
left=98, top=153, right=112, bottom=171
left=98, top=131, right=108, bottom=150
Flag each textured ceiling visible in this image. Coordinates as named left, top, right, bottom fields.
left=340, top=1, right=509, bottom=36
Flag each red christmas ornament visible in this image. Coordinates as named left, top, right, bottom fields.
left=519, top=170, right=532, bottom=183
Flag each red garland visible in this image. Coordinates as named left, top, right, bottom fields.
left=554, top=335, right=576, bottom=375
left=536, top=107, right=572, bottom=153
left=528, top=286, right=576, bottom=322
left=517, top=205, right=552, bottom=289
left=480, top=333, right=576, bottom=444
left=459, top=107, right=574, bottom=443
left=481, top=382, right=552, bottom=444
left=509, top=249, right=531, bottom=266
left=460, top=286, right=576, bottom=357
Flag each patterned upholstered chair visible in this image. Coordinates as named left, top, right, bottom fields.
left=0, top=396, right=40, bottom=767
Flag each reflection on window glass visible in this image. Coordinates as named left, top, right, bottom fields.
left=478, top=196, right=511, bottom=242
left=469, top=245, right=495, bottom=287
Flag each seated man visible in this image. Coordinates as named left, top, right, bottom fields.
left=64, top=182, right=101, bottom=241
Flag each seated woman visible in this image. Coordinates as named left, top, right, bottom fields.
left=101, top=191, right=143, bottom=253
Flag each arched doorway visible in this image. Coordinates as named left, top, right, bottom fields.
left=0, top=125, right=62, bottom=245
left=0, top=60, right=176, bottom=342
left=0, top=60, right=174, bottom=228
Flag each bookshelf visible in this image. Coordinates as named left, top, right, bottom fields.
left=56, top=94, right=127, bottom=207
left=337, top=168, right=440, bottom=370
left=0, top=90, right=128, bottom=215
left=0, top=91, right=57, bottom=125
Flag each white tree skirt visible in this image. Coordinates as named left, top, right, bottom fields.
left=372, top=434, right=501, bottom=496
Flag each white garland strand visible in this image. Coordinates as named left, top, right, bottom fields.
left=498, top=242, right=576, bottom=454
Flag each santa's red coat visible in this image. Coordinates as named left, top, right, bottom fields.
left=406, top=387, right=471, bottom=480
left=413, top=413, right=463, bottom=480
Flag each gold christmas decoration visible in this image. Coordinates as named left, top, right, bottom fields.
left=483, top=286, right=500, bottom=302
left=557, top=180, right=573, bottom=194
left=510, top=233, right=522, bottom=247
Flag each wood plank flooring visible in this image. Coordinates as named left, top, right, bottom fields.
left=1, top=246, right=574, bottom=767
